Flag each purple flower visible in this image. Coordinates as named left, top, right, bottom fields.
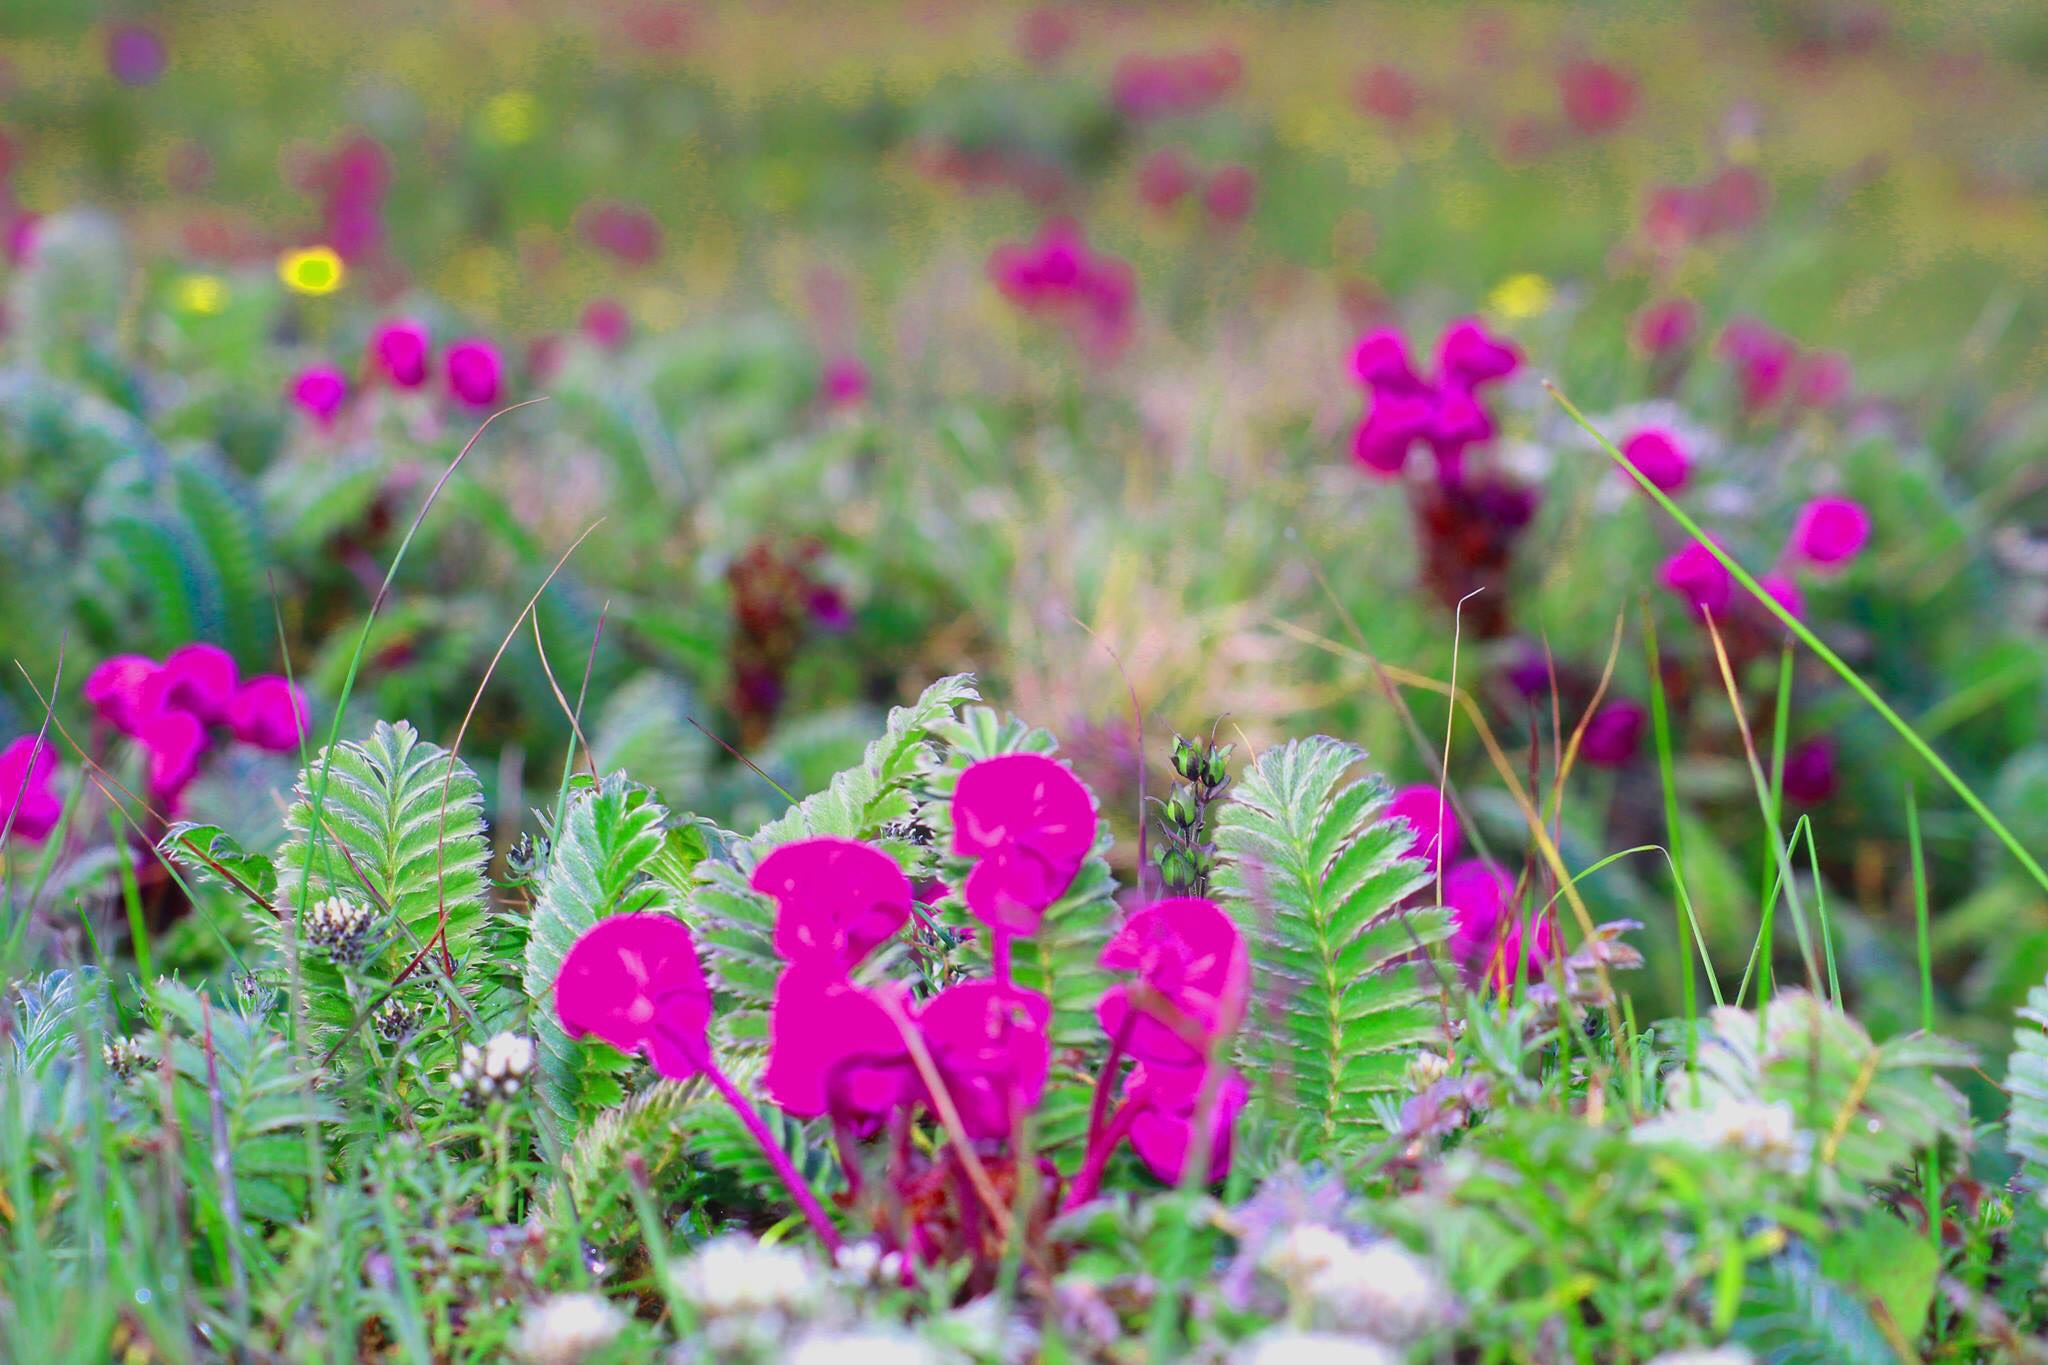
left=580, top=298, right=631, bottom=350
left=371, top=319, right=431, bottom=389
left=1096, top=897, right=1250, bottom=1070
left=763, top=963, right=917, bottom=1121
left=445, top=338, right=503, bottom=408
left=820, top=356, right=870, bottom=408
left=555, top=912, right=713, bottom=1080
left=228, top=676, right=310, bottom=752
left=1619, top=427, right=1690, bottom=493
left=751, top=836, right=912, bottom=973
left=139, top=707, right=208, bottom=803
left=1758, top=572, right=1805, bottom=621
left=1720, top=318, right=1796, bottom=414
left=104, top=23, right=168, bottom=87
left=1350, top=328, right=1423, bottom=392
left=1202, top=164, right=1257, bottom=226
left=1793, top=351, right=1852, bottom=409
left=1559, top=59, right=1636, bottom=136
left=1386, top=784, right=1459, bottom=875
left=951, top=754, right=1097, bottom=936
left=1660, top=538, right=1733, bottom=616
left=291, top=366, right=349, bottom=427
left=0, top=735, right=63, bottom=842
left=1782, top=737, right=1838, bottom=804
left=1789, top=495, right=1869, bottom=569
left=917, top=979, right=1052, bottom=1140
left=1580, top=699, right=1645, bottom=768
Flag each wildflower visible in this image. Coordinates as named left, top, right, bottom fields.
left=278, top=246, right=345, bottom=296
left=1097, top=896, right=1251, bottom=1069
left=227, top=676, right=310, bottom=752
left=0, top=735, right=63, bottom=842
left=918, top=978, right=1052, bottom=1139
left=1018, top=7, right=1077, bottom=68
left=554, top=912, right=712, bottom=1080
left=577, top=200, right=662, bottom=268
left=1309, top=1238, right=1455, bottom=1342
left=1486, top=272, right=1553, bottom=322
left=102, top=1036, right=143, bottom=1080
left=951, top=753, right=1097, bottom=937
left=1793, top=350, right=1852, bottom=409
left=1444, top=859, right=1558, bottom=988
left=1634, top=1095, right=1810, bottom=1173
left=1558, top=59, right=1637, bottom=135
left=1579, top=699, right=1645, bottom=768
left=1353, top=65, right=1421, bottom=127
left=306, top=895, right=377, bottom=966
left=1349, top=328, right=1422, bottom=392
left=1406, top=1050, right=1451, bottom=1089
left=1137, top=148, right=1197, bottom=212
left=1719, top=318, right=1796, bottom=414
left=1203, top=164, right=1258, bottom=226
left=1124, top=1061, right=1250, bottom=1184
left=1633, top=297, right=1700, bottom=356
left=1788, top=495, right=1869, bottom=569
left=669, top=1234, right=819, bottom=1318
left=1660, top=538, right=1733, bottom=616
left=1350, top=318, right=1519, bottom=480
left=138, top=707, right=208, bottom=802
left=458, top=1031, right=537, bottom=1102
left=832, top=1240, right=907, bottom=1287
left=752, top=837, right=912, bottom=973
left=988, top=219, right=1136, bottom=356
left=1757, top=572, right=1805, bottom=621
left=104, top=22, right=167, bottom=87
left=1619, top=427, right=1690, bottom=494
left=580, top=298, right=631, bottom=350
left=445, top=337, right=503, bottom=408
left=371, top=319, right=431, bottom=388
left=372, top=996, right=427, bottom=1044
left=290, top=366, right=348, bottom=427
left=787, top=1330, right=940, bottom=1365
left=146, top=643, right=238, bottom=725
left=1436, top=318, right=1521, bottom=389
left=764, top=963, right=916, bottom=1120
left=1111, top=46, right=1241, bottom=121
left=1234, top=1331, right=1397, bottom=1365
left=481, top=90, right=542, bottom=147
left=514, top=1292, right=627, bottom=1364
left=1781, top=736, right=1838, bottom=804
left=173, top=273, right=228, bottom=315
left=819, top=355, right=869, bottom=407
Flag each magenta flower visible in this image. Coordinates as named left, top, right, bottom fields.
left=1794, top=351, right=1852, bottom=409
left=139, top=707, right=208, bottom=801
left=84, top=654, right=160, bottom=733
left=1097, top=897, right=1250, bottom=1069
left=820, top=356, right=870, bottom=408
left=764, top=963, right=917, bottom=1121
left=1136, top=148, right=1197, bottom=212
left=1353, top=65, right=1422, bottom=126
left=752, top=836, right=912, bottom=972
left=1758, top=572, right=1805, bottom=621
left=918, top=980, right=1052, bottom=1140
left=580, top=298, right=631, bottom=350
left=1437, top=318, right=1521, bottom=389
left=1789, top=495, right=1869, bottom=569
left=1350, top=328, right=1423, bottom=392
left=1660, top=538, right=1733, bottom=616
left=104, top=22, right=168, bottom=87
left=578, top=201, right=663, bottom=268
left=1782, top=737, right=1839, bottom=805
left=1124, top=1062, right=1249, bottom=1184
left=371, top=319, right=431, bottom=388
left=1349, top=319, right=1517, bottom=479
left=1350, top=388, right=1435, bottom=477
left=556, top=912, right=713, bottom=1080
left=1443, top=858, right=1512, bottom=961
left=1619, top=427, right=1690, bottom=494
left=291, top=366, right=348, bottom=427
left=145, top=643, right=238, bottom=726
left=1633, top=297, right=1699, bottom=356
left=0, top=735, right=63, bottom=842
left=1720, top=319, right=1797, bottom=414
left=1558, top=59, right=1636, bottom=136
left=988, top=220, right=1136, bottom=356
left=1579, top=699, right=1645, bottom=768
left=1111, top=46, right=1241, bottom=121
left=1202, top=164, right=1257, bottom=226
left=228, top=676, right=310, bottom=752
left=1387, top=783, right=1459, bottom=875
left=951, top=753, right=1096, bottom=936
left=445, top=338, right=503, bottom=408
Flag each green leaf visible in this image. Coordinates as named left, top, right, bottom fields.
left=1817, top=1213, right=1936, bottom=1340
left=158, top=820, right=278, bottom=903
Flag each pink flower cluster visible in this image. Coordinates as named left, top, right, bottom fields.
left=83, top=645, right=308, bottom=806
left=1350, top=318, right=1521, bottom=482
left=1389, top=790, right=1557, bottom=988
left=577, top=200, right=663, bottom=269
left=1643, top=166, right=1768, bottom=254
left=302, top=135, right=391, bottom=265
left=989, top=220, right=1136, bottom=356
left=0, top=735, right=62, bottom=843
left=287, top=319, right=507, bottom=429
left=1110, top=45, right=1242, bottom=121
left=1660, top=495, right=1870, bottom=621
left=1558, top=59, right=1637, bottom=136
left=1136, top=149, right=1258, bottom=226
left=1719, top=318, right=1851, bottom=418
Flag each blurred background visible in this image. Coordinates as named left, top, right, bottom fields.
left=6, top=0, right=2048, bottom=1071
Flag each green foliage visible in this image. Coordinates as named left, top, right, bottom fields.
left=2008, top=974, right=2048, bottom=1183
left=158, top=820, right=279, bottom=903
left=1734, top=1248, right=1901, bottom=1365
left=1212, top=736, right=1450, bottom=1148
left=522, top=774, right=677, bottom=1131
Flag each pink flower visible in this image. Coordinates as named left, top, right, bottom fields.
left=764, top=963, right=917, bottom=1120
left=145, top=643, right=238, bottom=725
left=1758, top=572, right=1805, bottom=621
left=1436, top=318, right=1521, bottom=389
left=1789, top=495, right=1869, bottom=568
left=1124, top=1062, right=1249, bottom=1184
left=555, top=912, right=713, bottom=1080
left=752, top=836, right=912, bottom=972
left=1660, top=538, right=1733, bottom=616
left=139, top=707, right=208, bottom=801
left=1350, top=328, right=1422, bottom=392
left=581, top=298, right=631, bottom=349
left=1387, top=783, right=1459, bottom=875
left=445, top=338, right=503, bottom=408
left=1350, top=388, right=1435, bottom=477
left=1633, top=297, right=1699, bottom=356
left=227, top=676, right=309, bottom=752
left=1136, top=148, right=1197, bottom=212
left=371, top=319, right=431, bottom=388
left=1111, top=46, right=1241, bottom=121
left=1097, top=896, right=1250, bottom=1069
left=1720, top=319, right=1797, bottom=414
left=918, top=980, right=1052, bottom=1140
left=291, top=366, right=348, bottom=427
left=1793, top=350, right=1852, bottom=409
left=1018, top=7, right=1077, bottom=67
left=1782, top=737, right=1838, bottom=804
left=1443, top=859, right=1556, bottom=988
left=1558, top=59, right=1636, bottom=135
left=1580, top=699, right=1645, bottom=768
left=84, top=654, right=160, bottom=733
left=1202, top=164, right=1257, bottom=225
left=104, top=22, right=167, bottom=87
left=578, top=200, right=663, bottom=268
left=1353, top=65, right=1421, bottom=126
left=951, top=753, right=1097, bottom=935
left=820, top=356, right=869, bottom=407
left=0, top=735, right=63, bottom=842
left=1619, top=427, right=1690, bottom=493
left=988, top=220, right=1136, bottom=356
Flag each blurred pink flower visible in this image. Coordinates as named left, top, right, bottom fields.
left=145, top=643, right=238, bottom=726
left=1782, top=737, right=1839, bottom=804
left=1793, top=350, right=1852, bottom=409
left=556, top=912, right=713, bottom=1080
left=1387, top=783, right=1459, bottom=875
left=1018, top=7, right=1077, bottom=67
left=1758, top=571, right=1805, bottom=621
left=1580, top=699, right=1645, bottom=768
left=228, top=676, right=310, bottom=752
left=371, top=319, right=431, bottom=388
left=581, top=298, right=631, bottom=350
left=989, top=219, right=1136, bottom=356
left=1438, top=319, right=1522, bottom=388
left=752, top=836, right=912, bottom=972
left=1789, top=495, right=1869, bottom=568
left=1720, top=318, right=1797, bottom=414
left=1097, top=896, right=1250, bottom=1069
left=918, top=979, right=1052, bottom=1140
left=1633, top=297, right=1699, bottom=356
left=84, top=654, right=159, bottom=733
left=0, top=735, right=62, bottom=842
left=1136, top=148, right=1197, bottom=212
left=1350, top=328, right=1423, bottom=392
left=1124, top=1062, right=1249, bottom=1184
left=139, top=707, right=208, bottom=802
left=1619, top=427, right=1690, bottom=493
left=763, top=963, right=917, bottom=1120
left=1353, top=65, right=1422, bottom=126
left=578, top=200, right=663, bottom=268
left=1559, top=59, right=1637, bottom=135
left=1111, top=46, right=1241, bottom=121
left=291, top=365, right=349, bottom=427
left=820, top=355, right=869, bottom=407
left=951, top=753, right=1097, bottom=936
left=1661, top=537, right=1734, bottom=615
left=104, top=22, right=167, bottom=87
left=445, top=338, right=503, bottom=408
left=1202, top=164, right=1257, bottom=225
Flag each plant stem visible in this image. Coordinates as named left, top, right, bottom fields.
left=699, top=1060, right=842, bottom=1254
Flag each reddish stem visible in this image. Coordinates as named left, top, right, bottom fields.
left=1064, top=1097, right=1139, bottom=1210
left=1085, top=1014, right=1132, bottom=1154
left=700, top=1058, right=843, bottom=1254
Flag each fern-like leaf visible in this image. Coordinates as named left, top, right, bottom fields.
left=2008, top=978, right=2048, bottom=1183
left=1212, top=736, right=1450, bottom=1147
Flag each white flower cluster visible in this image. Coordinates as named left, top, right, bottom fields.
left=1260, top=1224, right=1455, bottom=1345
left=670, top=1234, right=821, bottom=1320
left=1644, top=1348, right=1755, bottom=1365
left=514, top=1292, right=627, bottom=1364
left=306, top=895, right=377, bottom=965
left=1633, top=1096, right=1810, bottom=1173
left=786, top=1329, right=943, bottom=1365
left=457, top=1031, right=536, bottom=1103
left=1232, top=1330, right=1398, bottom=1365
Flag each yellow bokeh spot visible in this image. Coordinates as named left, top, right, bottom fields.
left=278, top=247, right=345, bottom=296
left=482, top=90, right=541, bottom=147
left=173, top=273, right=229, bottom=316
left=1488, top=272, right=1554, bottom=322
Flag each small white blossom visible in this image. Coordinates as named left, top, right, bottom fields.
left=833, top=1240, right=906, bottom=1288
left=1310, top=1239, right=1454, bottom=1343
left=1233, top=1331, right=1398, bottom=1365
left=514, top=1292, right=627, bottom=1364
left=1634, top=1096, right=1810, bottom=1173
left=1645, top=1349, right=1755, bottom=1365
left=786, top=1329, right=942, bottom=1365
left=1406, top=1050, right=1451, bottom=1089
left=670, top=1235, right=819, bottom=1319
left=457, top=1031, right=536, bottom=1102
